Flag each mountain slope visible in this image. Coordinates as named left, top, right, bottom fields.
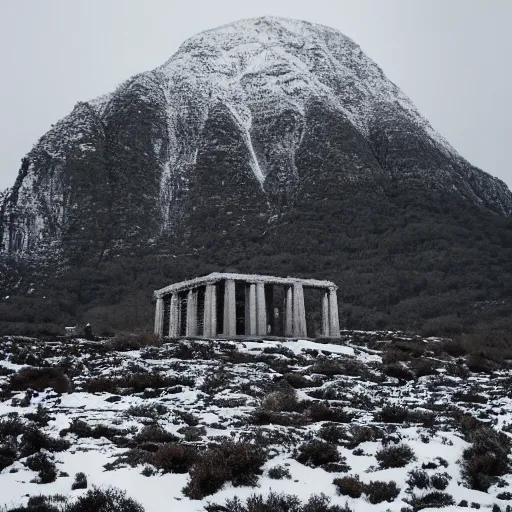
left=1, top=16, right=511, bottom=333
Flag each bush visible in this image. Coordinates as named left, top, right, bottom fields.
left=318, top=423, right=347, bottom=444
left=430, top=473, right=450, bottom=491
left=10, top=367, right=71, bottom=393
left=204, top=492, right=353, bottom=512
left=296, top=440, right=340, bottom=468
left=151, top=443, right=198, bottom=473
left=261, top=386, right=304, bottom=413
left=405, top=491, right=455, bottom=511
left=133, top=425, right=179, bottom=444
left=21, top=426, right=70, bottom=457
left=71, top=472, right=87, bottom=490
left=25, top=452, right=57, bottom=483
left=406, top=469, right=430, bottom=490
left=307, top=402, right=353, bottom=423
left=376, top=405, right=409, bottom=423
left=364, top=480, right=400, bottom=504
left=462, top=425, right=511, bottom=491
left=382, top=363, right=414, bottom=381
left=376, top=444, right=416, bottom=469
left=183, top=441, right=266, bottom=499
left=333, top=476, right=363, bottom=498
left=66, top=486, right=144, bottom=512
left=268, top=465, right=292, bottom=480
left=345, top=425, right=383, bottom=449
left=106, top=333, right=160, bottom=351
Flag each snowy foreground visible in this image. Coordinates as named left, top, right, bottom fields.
left=0, top=332, right=511, bottom=511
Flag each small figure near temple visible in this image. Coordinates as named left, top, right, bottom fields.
left=153, top=273, right=340, bottom=339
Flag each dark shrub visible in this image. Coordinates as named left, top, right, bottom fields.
left=430, top=473, right=450, bottom=491
left=496, top=492, right=512, bottom=500
left=462, top=425, right=510, bottom=491
left=382, top=363, right=414, bottom=381
left=406, top=491, right=455, bottom=510
left=376, top=444, right=416, bottom=469
left=0, top=414, right=25, bottom=437
left=25, top=405, right=53, bottom=427
left=452, top=391, right=487, bottom=404
left=83, top=377, right=118, bottom=394
left=318, top=423, right=347, bottom=444
left=466, top=354, right=497, bottom=373
left=345, top=425, right=383, bottom=449
left=66, top=486, right=144, bottom=512
left=284, top=372, right=320, bottom=389
left=406, top=469, right=430, bottom=489
left=177, top=426, right=206, bottom=442
left=3, top=494, right=63, bottom=512
left=261, top=386, right=304, bottom=413
left=25, top=452, right=57, bottom=483
left=133, top=425, right=179, bottom=444
left=183, top=441, right=266, bottom=499
left=151, top=443, right=198, bottom=473
left=411, top=358, right=440, bottom=378
left=268, top=465, right=292, bottom=480
left=308, top=402, right=353, bottom=423
left=59, top=419, right=127, bottom=444
left=21, top=426, right=70, bottom=457
left=0, top=442, right=17, bottom=471
left=441, top=339, right=467, bottom=357
left=377, top=405, right=409, bottom=423
left=205, top=492, right=352, bottom=512
left=364, top=480, right=400, bottom=504
left=296, top=440, right=340, bottom=468
left=107, top=332, right=160, bottom=351
left=126, top=403, right=167, bottom=418
left=117, top=372, right=193, bottom=392
left=10, top=367, right=71, bottom=394
left=71, top=472, right=87, bottom=490
left=200, top=368, right=230, bottom=394
left=333, top=475, right=363, bottom=498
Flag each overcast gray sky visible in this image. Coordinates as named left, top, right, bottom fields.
left=1, top=0, right=510, bottom=191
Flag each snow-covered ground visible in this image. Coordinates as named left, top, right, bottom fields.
left=0, top=332, right=511, bottom=511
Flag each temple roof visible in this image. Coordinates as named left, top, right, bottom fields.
left=154, top=272, right=337, bottom=298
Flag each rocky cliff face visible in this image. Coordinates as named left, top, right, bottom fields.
left=2, top=16, right=511, bottom=260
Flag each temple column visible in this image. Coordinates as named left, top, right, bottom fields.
left=328, top=287, right=341, bottom=337
left=265, top=285, right=275, bottom=335
left=284, top=286, right=294, bottom=336
left=322, top=291, right=330, bottom=337
left=169, top=293, right=180, bottom=338
left=223, top=279, right=236, bottom=336
left=186, top=289, right=198, bottom=336
left=256, top=282, right=266, bottom=335
left=154, top=297, right=164, bottom=336
left=245, top=283, right=257, bottom=335
left=293, top=283, right=307, bottom=338
left=203, top=284, right=217, bottom=338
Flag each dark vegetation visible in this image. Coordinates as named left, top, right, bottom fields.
left=0, top=415, right=69, bottom=472
left=183, top=440, right=267, bottom=500
left=375, top=444, right=416, bottom=469
left=457, top=416, right=511, bottom=491
left=9, top=368, right=71, bottom=394
left=333, top=476, right=401, bottom=504
left=2, top=487, right=145, bottom=512
left=204, top=492, right=353, bottom=512
left=2, top=185, right=512, bottom=341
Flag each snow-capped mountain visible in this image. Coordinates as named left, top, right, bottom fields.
left=1, top=16, right=511, bottom=257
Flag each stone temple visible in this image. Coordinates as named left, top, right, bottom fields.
left=154, top=273, right=340, bottom=339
